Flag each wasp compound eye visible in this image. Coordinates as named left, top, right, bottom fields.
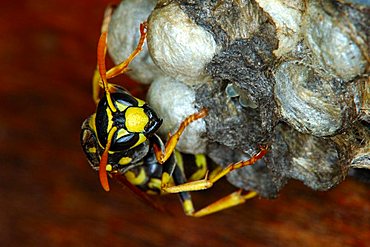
left=111, top=91, right=138, bottom=110
left=80, top=117, right=101, bottom=170
left=142, top=104, right=162, bottom=136
left=110, top=129, right=139, bottom=151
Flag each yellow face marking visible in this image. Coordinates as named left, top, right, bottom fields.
left=125, top=107, right=149, bottom=133
left=115, top=101, right=129, bottom=112
left=106, top=92, right=117, bottom=113
left=105, top=107, right=114, bottom=134
left=88, top=147, right=97, bottom=153
left=130, top=133, right=147, bottom=149
left=125, top=168, right=147, bottom=185
left=107, top=133, right=146, bottom=152
left=116, top=128, right=129, bottom=139
left=106, top=164, right=112, bottom=171
left=136, top=98, right=146, bottom=107
left=118, top=156, right=132, bottom=165
left=107, top=123, right=130, bottom=154
left=88, top=114, right=97, bottom=131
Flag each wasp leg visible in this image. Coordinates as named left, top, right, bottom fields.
left=92, top=5, right=116, bottom=104
left=92, top=14, right=147, bottom=103
left=162, top=146, right=268, bottom=193
left=105, top=22, right=147, bottom=80
left=101, top=5, right=115, bottom=34
left=170, top=160, right=196, bottom=215
left=188, top=190, right=258, bottom=217
left=153, top=109, right=208, bottom=165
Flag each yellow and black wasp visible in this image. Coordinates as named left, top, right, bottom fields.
left=81, top=13, right=267, bottom=217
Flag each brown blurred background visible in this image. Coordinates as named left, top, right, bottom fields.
left=0, top=1, right=369, bottom=246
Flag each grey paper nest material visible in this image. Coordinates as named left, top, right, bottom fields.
left=107, top=0, right=369, bottom=198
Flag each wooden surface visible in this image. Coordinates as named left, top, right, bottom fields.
left=0, top=1, right=369, bottom=246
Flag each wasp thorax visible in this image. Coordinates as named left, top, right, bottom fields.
left=95, top=89, right=162, bottom=151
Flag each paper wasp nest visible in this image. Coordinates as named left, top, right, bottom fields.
left=107, top=0, right=369, bottom=198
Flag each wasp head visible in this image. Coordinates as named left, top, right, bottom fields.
left=95, top=86, right=162, bottom=152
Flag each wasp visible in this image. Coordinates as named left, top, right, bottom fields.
left=81, top=11, right=267, bottom=217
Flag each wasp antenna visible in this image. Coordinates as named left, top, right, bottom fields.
left=97, top=31, right=117, bottom=112
left=98, top=126, right=118, bottom=192
left=99, top=148, right=110, bottom=192
left=97, top=32, right=109, bottom=93
left=101, top=5, right=115, bottom=34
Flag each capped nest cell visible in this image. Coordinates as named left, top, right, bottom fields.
left=107, top=0, right=369, bottom=198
